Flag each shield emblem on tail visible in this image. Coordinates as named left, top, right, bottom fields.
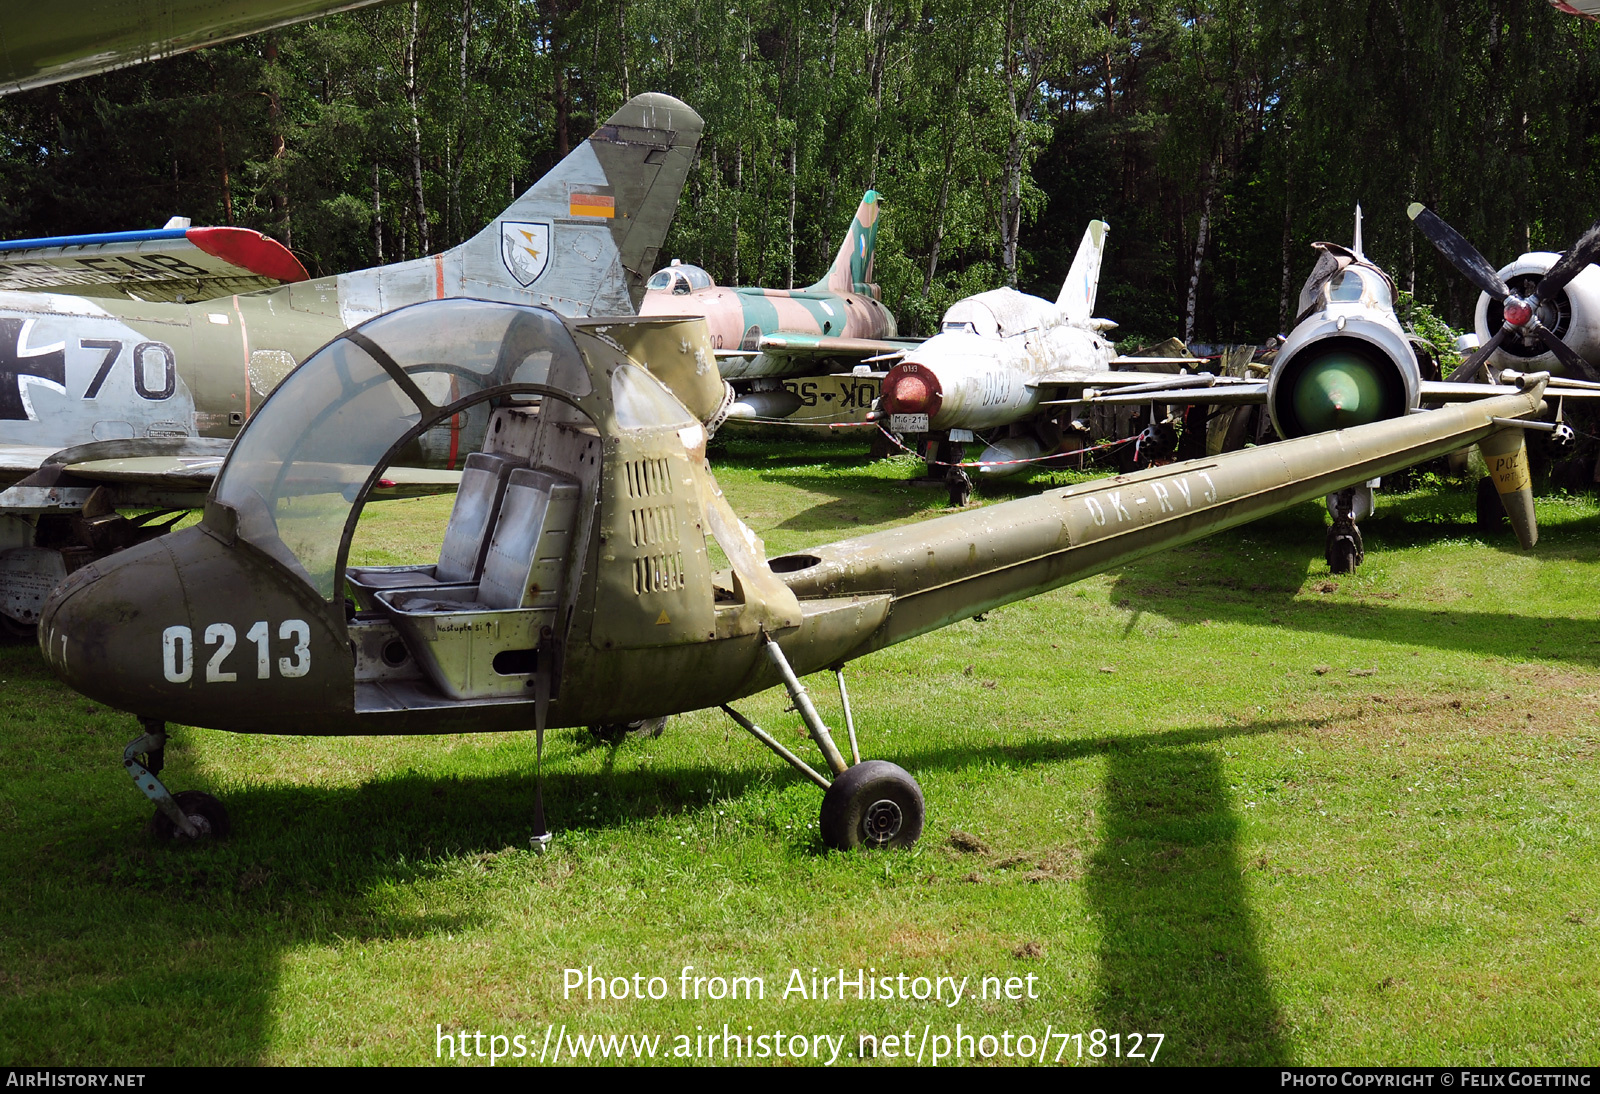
left=501, top=221, right=552, bottom=286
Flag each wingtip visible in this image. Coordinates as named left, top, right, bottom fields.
left=1406, top=202, right=1425, bottom=220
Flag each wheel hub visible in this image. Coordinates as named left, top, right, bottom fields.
left=862, top=798, right=904, bottom=844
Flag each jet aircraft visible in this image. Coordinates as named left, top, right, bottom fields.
left=637, top=191, right=914, bottom=422
left=879, top=212, right=1598, bottom=568
left=0, top=93, right=703, bottom=633
left=872, top=220, right=1237, bottom=504
left=1, top=0, right=392, bottom=93
left=36, top=298, right=1549, bottom=850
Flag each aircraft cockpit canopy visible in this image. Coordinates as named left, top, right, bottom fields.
left=646, top=262, right=715, bottom=295
left=1326, top=266, right=1394, bottom=310
left=214, top=299, right=604, bottom=599
left=939, top=288, right=1047, bottom=339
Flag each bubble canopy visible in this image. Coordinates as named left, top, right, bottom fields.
left=213, top=299, right=607, bottom=599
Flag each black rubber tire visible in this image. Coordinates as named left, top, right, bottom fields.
left=1327, top=536, right=1358, bottom=574
left=819, top=760, right=925, bottom=850
left=148, top=790, right=231, bottom=841
left=1476, top=475, right=1508, bottom=534
left=588, top=716, right=668, bottom=743
left=947, top=470, right=973, bottom=508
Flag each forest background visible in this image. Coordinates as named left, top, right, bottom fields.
left=1, top=0, right=1596, bottom=345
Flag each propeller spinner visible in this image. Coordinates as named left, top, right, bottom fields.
left=1408, top=203, right=1600, bottom=382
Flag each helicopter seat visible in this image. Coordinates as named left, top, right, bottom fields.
left=346, top=451, right=523, bottom=607
left=372, top=467, right=581, bottom=699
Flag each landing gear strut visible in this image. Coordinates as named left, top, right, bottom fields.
left=722, top=637, right=925, bottom=851
left=124, top=720, right=229, bottom=840
left=1324, top=482, right=1373, bottom=574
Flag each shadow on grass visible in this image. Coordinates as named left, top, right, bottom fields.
left=1087, top=746, right=1286, bottom=1066
left=0, top=705, right=776, bottom=1064
left=2, top=690, right=1320, bottom=1065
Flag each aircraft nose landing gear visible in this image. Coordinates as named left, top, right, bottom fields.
left=721, top=637, right=926, bottom=852
left=124, top=720, right=230, bottom=841
left=1324, top=483, right=1373, bottom=574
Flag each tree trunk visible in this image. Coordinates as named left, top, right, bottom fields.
left=453, top=0, right=472, bottom=247
left=1185, top=164, right=1216, bottom=344
left=406, top=0, right=431, bottom=255
left=265, top=36, right=289, bottom=246
left=551, top=0, right=570, bottom=158
left=373, top=162, right=384, bottom=264
left=924, top=132, right=956, bottom=296
left=786, top=141, right=797, bottom=289
left=617, top=0, right=630, bottom=100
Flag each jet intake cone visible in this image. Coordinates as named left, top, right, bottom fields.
left=1291, top=352, right=1393, bottom=433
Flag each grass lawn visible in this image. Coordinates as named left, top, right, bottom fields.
left=1, top=433, right=1597, bottom=1066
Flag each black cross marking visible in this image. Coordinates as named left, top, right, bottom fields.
left=0, top=318, right=66, bottom=420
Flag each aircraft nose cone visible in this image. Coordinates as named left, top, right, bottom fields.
left=881, top=362, right=943, bottom=418
left=1291, top=352, right=1394, bottom=433
left=38, top=536, right=182, bottom=707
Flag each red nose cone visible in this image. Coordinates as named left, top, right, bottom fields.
left=882, top=363, right=943, bottom=417
left=1503, top=299, right=1534, bottom=327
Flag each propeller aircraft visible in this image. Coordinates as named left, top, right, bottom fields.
left=0, top=93, right=702, bottom=634
left=36, top=296, right=1552, bottom=850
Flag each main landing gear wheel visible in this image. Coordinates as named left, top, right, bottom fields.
left=819, top=760, right=925, bottom=850
left=588, top=716, right=668, bottom=743
left=947, top=468, right=973, bottom=508
left=1325, top=519, right=1364, bottom=575
left=148, top=790, right=231, bottom=842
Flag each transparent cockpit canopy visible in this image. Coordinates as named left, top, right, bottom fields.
left=360, top=298, right=592, bottom=398
left=646, top=264, right=715, bottom=294
left=215, top=299, right=597, bottom=599
left=1327, top=267, right=1394, bottom=311
left=218, top=337, right=421, bottom=598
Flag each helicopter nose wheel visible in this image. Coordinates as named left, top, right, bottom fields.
left=587, top=716, right=668, bottom=743
left=148, top=790, right=231, bottom=841
left=819, top=761, right=925, bottom=850
left=124, top=722, right=229, bottom=842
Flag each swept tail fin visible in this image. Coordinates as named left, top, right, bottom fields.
left=337, top=93, right=703, bottom=324
left=1057, top=220, right=1109, bottom=321
left=812, top=191, right=882, bottom=295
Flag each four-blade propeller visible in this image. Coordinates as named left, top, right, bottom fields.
left=1408, top=202, right=1600, bottom=383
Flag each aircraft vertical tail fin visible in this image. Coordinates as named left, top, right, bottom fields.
left=812, top=191, right=882, bottom=295
left=1353, top=204, right=1365, bottom=257
left=1057, top=220, right=1109, bottom=321
left=336, top=93, right=704, bottom=324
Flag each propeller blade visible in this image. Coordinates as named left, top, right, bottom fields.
left=1536, top=326, right=1600, bottom=383
left=1446, top=324, right=1512, bottom=383
left=1536, top=216, right=1600, bottom=299
left=1408, top=203, right=1511, bottom=300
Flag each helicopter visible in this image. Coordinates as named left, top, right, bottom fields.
left=37, top=297, right=1550, bottom=850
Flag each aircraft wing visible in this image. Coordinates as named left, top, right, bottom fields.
left=716, top=333, right=920, bottom=363
left=0, top=226, right=308, bottom=303
left=0, top=437, right=459, bottom=514
left=52, top=455, right=461, bottom=499
left=1031, top=371, right=1267, bottom=407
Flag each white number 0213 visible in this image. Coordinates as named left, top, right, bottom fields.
left=162, top=620, right=311, bottom=683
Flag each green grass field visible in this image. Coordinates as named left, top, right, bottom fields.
left=2, top=434, right=1597, bottom=1066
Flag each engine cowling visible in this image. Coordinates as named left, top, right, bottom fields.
left=1267, top=320, right=1420, bottom=439
left=1474, top=251, right=1600, bottom=377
